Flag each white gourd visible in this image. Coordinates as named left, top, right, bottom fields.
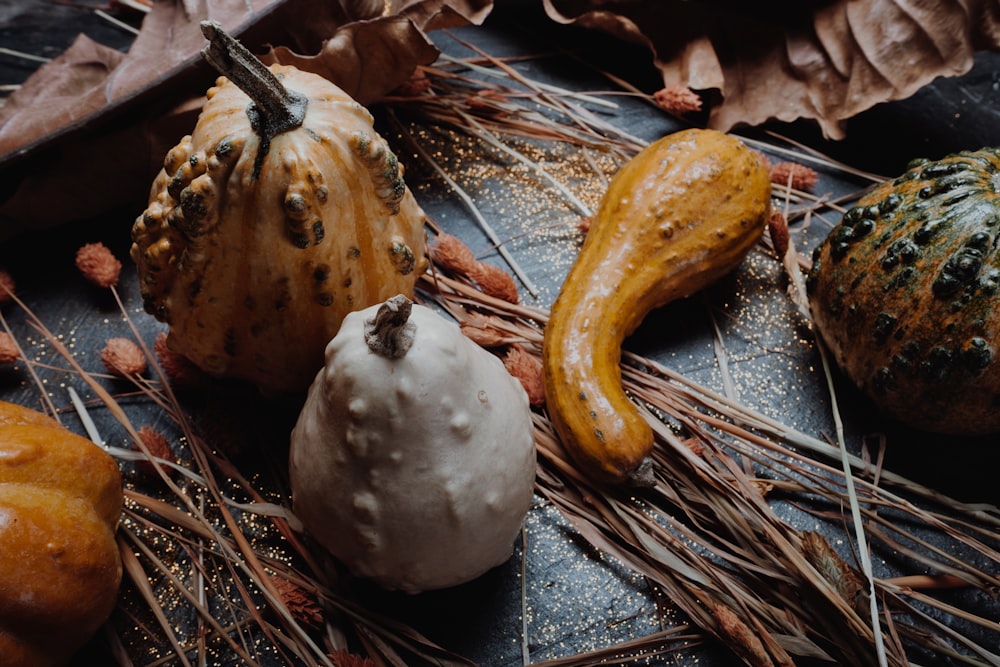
left=289, top=295, right=536, bottom=593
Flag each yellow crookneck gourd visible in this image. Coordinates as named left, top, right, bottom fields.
left=542, top=128, right=772, bottom=485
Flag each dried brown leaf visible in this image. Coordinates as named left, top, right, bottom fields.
left=0, top=0, right=493, bottom=236
left=542, top=0, right=1000, bottom=139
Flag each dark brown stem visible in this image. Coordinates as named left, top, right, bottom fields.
left=199, top=21, right=307, bottom=176
left=364, top=295, right=416, bottom=359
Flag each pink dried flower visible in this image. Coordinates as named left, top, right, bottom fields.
left=328, top=650, right=375, bottom=667
left=469, top=262, right=520, bottom=304
left=269, top=575, right=324, bottom=628
left=460, top=322, right=509, bottom=348
left=431, top=233, right=478, bottom=275
left=503, top=344, right=545, bottom=407
left=652, top=84, right=702, bottom=115
left=680, top=436, right=706, bottom=457
left=0, top=269, right=15, bottom=304
left=101, top=337, right=147, bottom=377
left=76, top=242, right=122, bottom=288
left=0, top=332, right=19, bottom=364
left=391, top=68, right=431, bottom=97
left=711, top=602, right=771, bottom=666
left=768, top=209, right=790, bottom=258
left=770, top=161, right=819, bottom=191
left=133, top=424, right=174, bottom=476
left=154, top=332, right=206, bottom=389
left=465, top=89, right=509, bottom=117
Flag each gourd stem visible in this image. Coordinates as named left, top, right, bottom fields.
left=365, top=295, right=416, bottom=359
left=199, top=20, right=307, bottom=171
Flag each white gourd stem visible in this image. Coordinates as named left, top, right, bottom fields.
left=199, top=20, right=307, bottom=175
left=364, top=295, right=416, bottom=359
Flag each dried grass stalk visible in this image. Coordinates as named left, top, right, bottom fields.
left=0, top=41, right=995, bottom=667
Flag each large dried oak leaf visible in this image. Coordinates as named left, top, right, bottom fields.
left=543, top=0, right=1000, bottom=139
left=0, top=0, right=491, bottom=237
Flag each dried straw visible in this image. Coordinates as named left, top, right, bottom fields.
left=0, top=36, right=995, bottom=667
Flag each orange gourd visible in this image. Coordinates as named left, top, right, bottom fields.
left=131, top=23, right=428, bottom=394
left=542, top=128, right=772, bottom=484
left=0, top=400, right=123, bottom=667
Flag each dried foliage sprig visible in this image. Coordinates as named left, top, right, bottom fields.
left=136, top=41, right=1000, bottom=665
left=0, top=266, right=480, bottom=666
left=652, top=84, right=703, bottom=115
left=101, top=337, right=148, bottom=377
left=0, top=269, right=15, bottom=303
left=0, top=331, right=19, bottom=363
left=76, top=241, right=122, bottom=288
left=416, top=262, right=999, bottom=666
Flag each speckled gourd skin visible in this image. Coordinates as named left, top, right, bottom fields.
left=0, top=400, right=123, bottom=667
left=131, top=65, right=428, bottom=394
left=807, top=148, right=1000, bottom=434
left=542, top=128, right=772, bottom=485
left=289, top=301, right=536, bottom=594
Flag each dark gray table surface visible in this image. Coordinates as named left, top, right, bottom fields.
left=2, top=1, right=999, bottom=665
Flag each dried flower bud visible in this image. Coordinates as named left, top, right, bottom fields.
left=154, top=331, right=206, bottom=389
left=269, top=575, right=324, bottom=628
left=768, top=209, right=790, bottom=258
left=801, top=531, right=863, bottom=605
left=133, top=424, right=174, bottom=476
left=652, top=84, right=702, bottom=115
left=710, top=602, right=772, bottom=666
left=460, top=322, right=509, bottom=348
left=101, top=337, right=147, bottom=377
left=503, top=344, right=545, bottom=407
left=76, top=242, right=122, bottom=288
left=770, top=161, right=819, bottom=192
left=328, top=650, right=375, bottom=667
left=0, top=332, right=19, bottom=364
left=465, top=89, right=509, bottom=117
left=680, top=436, right=705, bottom=457
left=0, top=269, right=15, bottom=304
left=577, top=217, right=591, bottom=235
left=430, top=233, right=478, bottom=275
left=391, top=68, right=431, bottom=97
left=469, top=262, right=519, bottom=304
